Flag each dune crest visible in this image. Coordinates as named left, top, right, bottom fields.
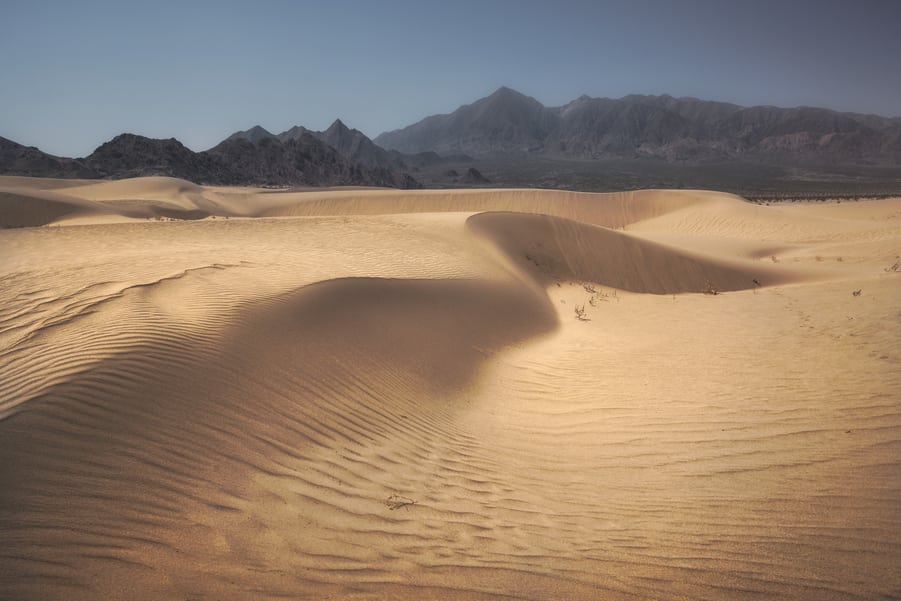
left=467, top=211, right=814, bottom=293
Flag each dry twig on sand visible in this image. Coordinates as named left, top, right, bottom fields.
left=574, top=304, right=590, bottom=321
left=386, top=495, right=417, bottom=510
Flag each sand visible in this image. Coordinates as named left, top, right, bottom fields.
left=1, top=176, right=899, bottom=600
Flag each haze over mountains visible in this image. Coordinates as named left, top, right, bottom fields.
left=376, top=87, right=901, bottom=164
left=2, top=87, right=900, bottom=192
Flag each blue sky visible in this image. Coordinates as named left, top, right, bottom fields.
left=2, top=0, right=900, bottom=157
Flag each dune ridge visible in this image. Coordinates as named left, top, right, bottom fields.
left=1, top=175, right=727, bottom=226
left=466, top=211, right=815, bottom=294
left=1, top=177, right=900, bottom=600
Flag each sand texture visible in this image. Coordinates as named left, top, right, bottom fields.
left=1, top=176, right=900, bottom=600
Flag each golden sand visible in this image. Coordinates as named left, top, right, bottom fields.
left=1, top=176, right=899, bottom=599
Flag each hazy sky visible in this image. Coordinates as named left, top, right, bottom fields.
left=3, top=0, right=900, bottom=157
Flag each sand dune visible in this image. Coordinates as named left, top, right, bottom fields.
left=467, top=211, right=811, bottom=293
left=1, top=177, right=899, bottom=600
left=0, top=187, right=119, bottom=228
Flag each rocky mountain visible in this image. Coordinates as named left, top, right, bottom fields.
left=307, top=119, right=400, bottom=170
left=86, top=134, right=235, bottom=182
left=206, top=132, right=419, bottom=188
left=268, top=119, right=454, bottom=172
left=275, top=125, right=311, bottom=144
left=1, top=128, right=421, bottom=188
left=6, top=88, right=898, bottom=191
left=222, top=125, right=277, bottom=144
left=215, top=120, right=443, bottom=179
left=0, top=136, right=98, bottom=178
left=375, top=87, right=901, bottom=165
left=375, top=87, right=555, bottom=157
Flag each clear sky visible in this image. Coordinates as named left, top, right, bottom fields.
left=2, top=0, right=900, bottom=157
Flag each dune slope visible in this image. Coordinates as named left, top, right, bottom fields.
left=1, top=178, right=900, bottom=600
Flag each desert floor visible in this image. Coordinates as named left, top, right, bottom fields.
left=1, top=176, right=899, bottom=600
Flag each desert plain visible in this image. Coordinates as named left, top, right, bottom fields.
left=0, top=175, right=899, bottom=600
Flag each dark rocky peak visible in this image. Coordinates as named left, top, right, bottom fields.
left=321, top=118, right=359, bottom=147
left=85, top=134, right=232, bottom=183
left=276, top=125, right=312, bottom=143
left=222, top=125, right=276, bottom=145
left=316, top=120, right=403, bottom=171
left=326, top=118, right=350, bottom=134
left=206, top=130, right=419, bottom=188
left=469, top=86, right=547, bottom=122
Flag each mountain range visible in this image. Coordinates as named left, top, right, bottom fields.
left=2, top=87, right=900, bottom=191
left=0, top=121, right=425, bottom=188
left=375, top=87, right=901, bottom=165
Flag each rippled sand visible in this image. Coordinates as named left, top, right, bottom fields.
left=1, top=176, right=899, bottom=600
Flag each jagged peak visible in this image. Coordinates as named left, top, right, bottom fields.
left=486, top=86, right=535, bottom=103
left=328, top=118, right=349, bottom=131
left=276, top=125, right=313, bottom=142
left=223, top=125, right=275, bottom=144
left=463, top=87, right=546, bottom=120
left=492, top=85, right=521, bottom=96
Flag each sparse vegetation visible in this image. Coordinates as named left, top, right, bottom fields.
left=581, top=283, right=618, bottom=307
left=574, top=304, right=590, bottom=321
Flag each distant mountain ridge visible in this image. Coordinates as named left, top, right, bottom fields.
left=4, top=87, right=900, bottom=190
left=205, top=127, right=419, bottom=188
left=223, top=120, right=454, bottom=172
left=0, top=125, right=421, bottom=188
left=374, top=87, right=901, bottom=164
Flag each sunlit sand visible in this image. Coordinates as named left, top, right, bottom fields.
left=2, top=176, right=899, bottom=600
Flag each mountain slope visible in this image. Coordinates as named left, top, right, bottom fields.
left=207, top=132, right=419, bottom=188
left=0, top=136, right=98, bottom=178
left=86, top=134, right=235, bottom=182
left=271, top=120, right=449, bottom=172
left=376, top=87, right=557, bottom=156
left=2, top=129, right=421, bottom=189
left=309, top=119, right=400, bottom=170
left=375, top=88, right=901, bottom=164
left=222, top=125, right=277, bottom=144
